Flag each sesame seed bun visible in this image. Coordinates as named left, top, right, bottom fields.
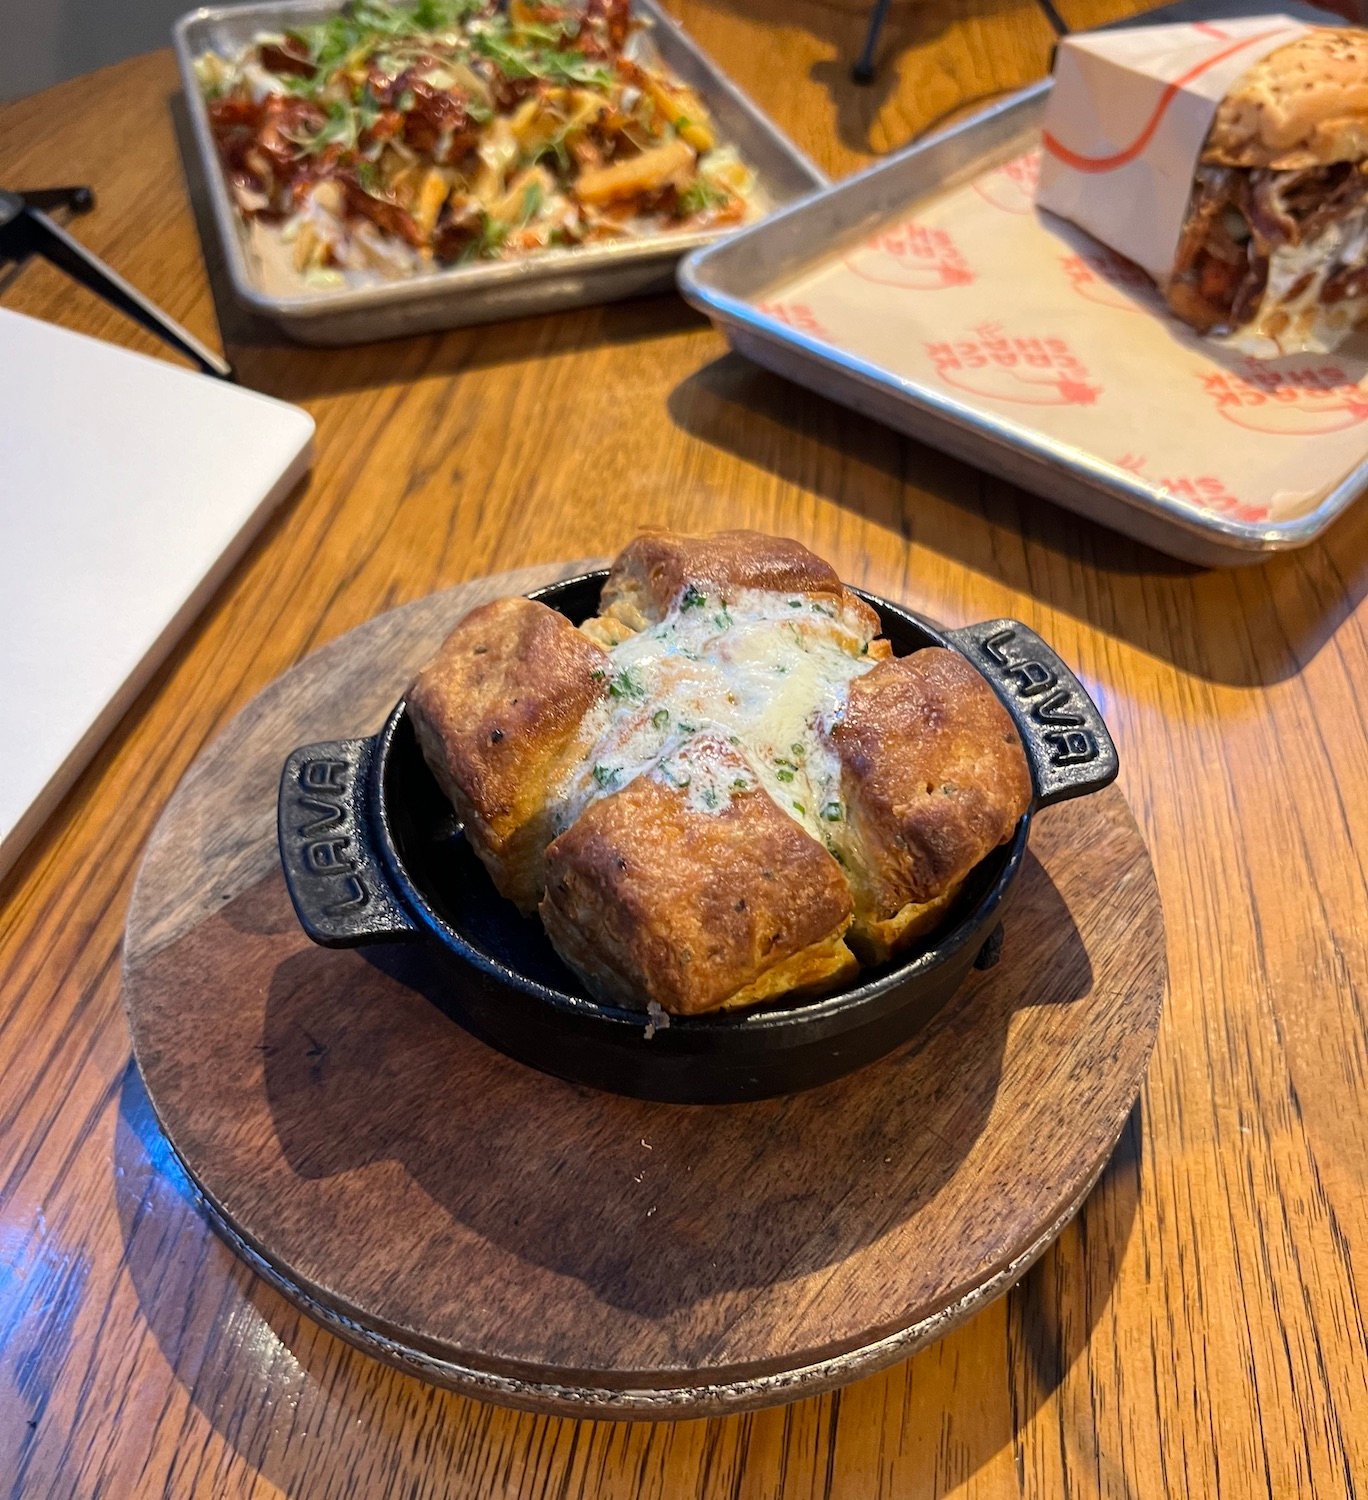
left=1203, top=28, right=1368, bottom=170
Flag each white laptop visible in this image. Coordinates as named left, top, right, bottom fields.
left=0, top=308, right=314, bottom=880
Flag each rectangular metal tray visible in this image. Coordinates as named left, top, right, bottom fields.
left=174, top=0, right=824, bottom=345
left=677, top=81, right=1368, bottom=568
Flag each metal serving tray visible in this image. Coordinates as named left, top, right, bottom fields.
left=677, top=82, right=1368, bottom=568
left=173, top=0, right=825, bottom=345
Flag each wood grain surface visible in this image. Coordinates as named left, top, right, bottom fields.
left=120, top=564, right=1162, bottom=1416
left=2, top=0, right=1367, bottom=1494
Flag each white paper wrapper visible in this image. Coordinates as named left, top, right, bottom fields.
left=1035, top=17, right=1309, bottom=282
left=760, top=146, right=1368, bottom=529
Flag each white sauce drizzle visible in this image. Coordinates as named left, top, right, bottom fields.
left=1222, top=205, right=1368, bottom=356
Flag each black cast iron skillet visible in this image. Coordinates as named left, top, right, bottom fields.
left=278, top=574, right=1118, bottom=1103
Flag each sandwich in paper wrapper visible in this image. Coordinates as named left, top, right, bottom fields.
left=1037, top=18, right=1368, bottom=355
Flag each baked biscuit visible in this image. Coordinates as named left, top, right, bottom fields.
left=541, top=737, right=857, bottom=1014
left=829, top=649, right=1032, bottom=963
left=409, top=596, right=607, bottom=911
left=409, top=533, right=1032, bottom=1013
left=585, top=528, right=884, bottom=650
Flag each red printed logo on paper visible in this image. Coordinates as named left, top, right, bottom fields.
left=1061, top=250, right=1153, bottom=312
left=1202, top=360, right=1368, bottom=434
left=758, top=300, right=829, bottom=339
left=926, top=323, right=1102, bottom=406
left=972, top=151, right=1040, bottom=215
left=845, top=221, right=975, bottom=290
left=1116, top=454, right=1269, bottom=522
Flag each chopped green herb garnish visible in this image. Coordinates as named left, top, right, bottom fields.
left=591, top=667, right=606, bottom=681
left=678, top=177, right=728, bottom=215
left=713, top=608, right=731, bottom=630
left=533, top=127, right=574, bottom=173
left=514, top=19, right=579, bottom=46
left=459, top=211, right=510, bottom=261
left=473, top=27, right=611, bottom=87
left=592, top=763, right=619, bottom=788
left=651, top=708, right=670, bottom=730
left=775, top=769, right=795, bottom=783
left=823, top=802, right=842, bottom=821
left=291, top=96, right=361, bottom=153
left=680, top=584, right=706, bottom=610
left=518, top=177, right=544, bottom=226
left=410, top=0, right=486, bottom=30
left=537, top=47, right=613, bottom=86
left=678, top=722, right=697, bottom=733
left=731, top=777, right=749, bottom=791
left=608, top=668, right=645, bottom=700
left=357, top=82, right=382, bottom=130
left=792, top=801, right=806, bottom=815
left=472, top=29, right=534, bottom=77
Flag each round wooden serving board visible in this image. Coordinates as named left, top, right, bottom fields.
left=123, top=562, right=1166, bottom=1419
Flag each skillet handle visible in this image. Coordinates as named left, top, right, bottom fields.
left=278, top=737, right=419, bottom=948
left=945, top=619, right=1119, bottom=809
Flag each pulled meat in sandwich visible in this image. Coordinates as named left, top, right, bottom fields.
left=1167, top=28, right=1368, bottom=353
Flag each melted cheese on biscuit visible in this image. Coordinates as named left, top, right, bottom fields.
left=555, top=587, right=878, bottom=845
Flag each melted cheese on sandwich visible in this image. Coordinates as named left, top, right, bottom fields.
left=1225, top=204, right=1368, bottom=355
left=555, top=587, right=879, bottom=846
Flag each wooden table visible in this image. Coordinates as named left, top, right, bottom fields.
left=2, top=0, right=1366, bottom=1494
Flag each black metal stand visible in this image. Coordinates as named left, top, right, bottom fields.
left=852, top=0, right=894, bottom=83
left=0, top=185, right=233, bottom=380
left=853, top=0, right=1068, bottom=85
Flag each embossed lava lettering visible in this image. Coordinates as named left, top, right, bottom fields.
left=294, top=759, right=368, bottom=914
left=981, top=629, right=1098, bottom=766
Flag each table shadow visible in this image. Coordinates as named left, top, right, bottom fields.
left=668, top=355, right=1368, bottom=687
left=111, top=1062, right=1142, bottom=1498
left=242, top=851, right=1087, bottom=1323
left=687, top=0, right=1050, bottom=160
left=169, top=93, right=707, bottom=406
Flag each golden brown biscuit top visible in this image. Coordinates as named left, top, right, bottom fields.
left=409, top=596, right=607, bottom=825
left=597, top=528, right=882, bottom=638
left=543, top=738, right=854, bottom=1015
left=832, top=649, right=1032, bottom=906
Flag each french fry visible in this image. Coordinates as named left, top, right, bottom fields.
left=490, top=165, right=555, bottom=225
left=473, top=117, right=518, bottom=203
left=642, top=74, right=714, bottom=153
left=292, top=220, right=325, bottom=271
left=574, top=137, right=694, bottom=205
left=509, top=96, right=542, bottom=144
left=414, top=167, right=450, bottom=241
left=312, top=179, right=344, bottom=214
